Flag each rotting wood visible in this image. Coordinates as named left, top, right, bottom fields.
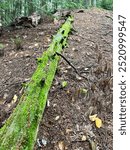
left=10, top=12, right=41, bottom=28
left=0, top=16, right=73, bottom=150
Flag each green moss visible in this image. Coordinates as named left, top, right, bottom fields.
left=0, top=16, right=73, bottom=150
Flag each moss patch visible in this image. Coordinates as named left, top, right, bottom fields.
left=0, top=16, right=73, bottom=150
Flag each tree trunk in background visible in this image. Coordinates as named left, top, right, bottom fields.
left=88, top=0, right=92, bottom=7
left=85, top=0, right=97, bottom=7
left=24, top=0, right=28, bottom=16
left=92, top=0, right=97, bottom=7
left=28, top=0, right=34, bottom=15
left=83, top=0, right=88, bottom=8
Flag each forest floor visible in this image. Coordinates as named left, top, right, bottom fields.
left=0, top=8, right=113, bottom=150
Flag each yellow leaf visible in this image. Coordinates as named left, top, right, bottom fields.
left=58, top=141, right=65, bottom=150
left=95, top=117, right=102, bottom=128
left=89, top=114, right=97, bottom=122
left=12, top=94, right=18, bottom=103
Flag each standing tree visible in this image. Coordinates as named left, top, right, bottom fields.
left=92, top=0, right=97, bottom=7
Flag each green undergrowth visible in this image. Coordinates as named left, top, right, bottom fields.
left=0, top=16, right=73, bottom=150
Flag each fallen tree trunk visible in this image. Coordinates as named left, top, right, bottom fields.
left=0, top=16, right=73, bottom=150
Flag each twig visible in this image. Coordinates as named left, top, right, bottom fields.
left=105, top=15, right=113, bottom=21
left=103, top=30, right=112, bottom=36
left=55, top=52, right=88, bottom=80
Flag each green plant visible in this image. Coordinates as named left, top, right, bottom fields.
left=12, top=36, right=23, bottom=50
left=100, top=0, right=113, bottom=10
left=0, top=43, right=4, bottom=57
left=61, top=81, right=68, bottom=88
left=0, top=43, right=4, bottom=49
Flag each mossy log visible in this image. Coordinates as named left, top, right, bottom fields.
left=0, top=16, right=73, bottom=150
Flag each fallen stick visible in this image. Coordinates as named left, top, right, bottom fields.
left=55, top=52, right=88, bottom=80
left=0, top=16, right=73, bottom=150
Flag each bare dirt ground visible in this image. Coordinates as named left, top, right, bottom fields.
left=0, top=8, right=113, bottom=150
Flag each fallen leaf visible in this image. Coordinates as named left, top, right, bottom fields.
left=63, top=70, right=68, bottom=73
left=0, top=99, right=4, bottom=105
left=81, top=135, right=87, bottom=141
left=3, top=93, right=8, bottom=99
left=89, top=114, right=103, bottom=128
left=41, top=138, right=47, bottom=146
left=66, top=66, right=72, bottom=70
left=58, top=141, right=65, bottom=150
left=89, top=114, right=97, bottom=122
left=95, top=117, right=102, bottom=128
left=47, top=37, right=51, bottom=42
left=7, top=104, right=11, bottom=108
left=34, top=43, right=39, bottom=47
left=54, top=18, right=59, bottom=25
left=90, top=140, right=97, bottom=150
left=84, top=67, right=89, bottom=71
left=66, top=90, right=70, bottom=94
left=12, top=94, right=18, bottom=103
left=55, top=116, right=60, bottom=121
left=66, top=128, right=72, bottom=134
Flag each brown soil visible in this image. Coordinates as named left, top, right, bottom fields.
left=0, top=8, right=113, bottom=150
